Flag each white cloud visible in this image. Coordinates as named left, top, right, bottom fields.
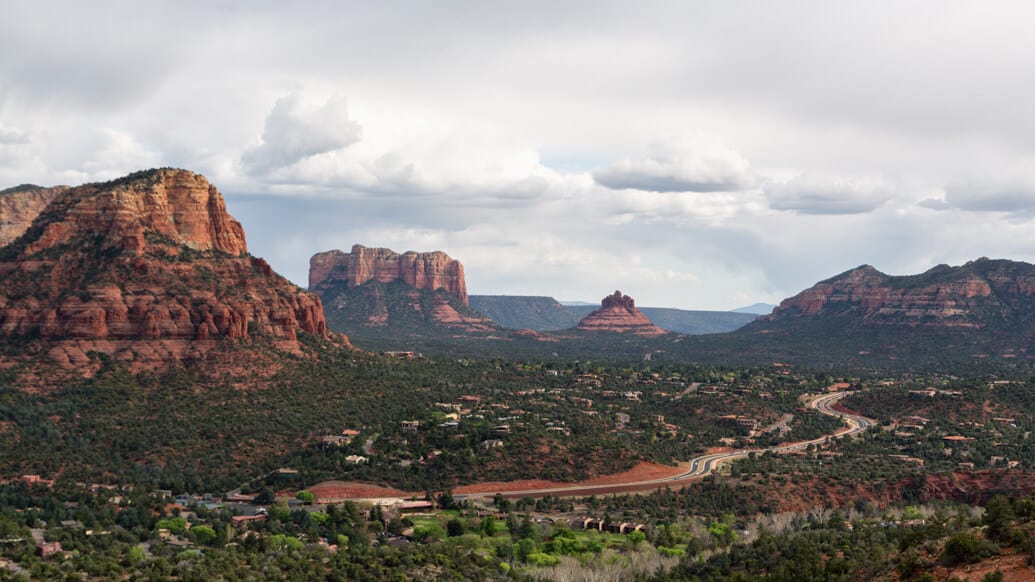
left=918, top=197, right=951, bottom=211
left=943, top=179, right=1035, bottom=214
left=593, top=142, right=753, bottom=193
left=6, top=3, right=1035, bottom=309
left=0, top=124, right=29, bottom=145
left=765, top=175, right=892, bottom=215
left=242, top=93, right=362, bottom=174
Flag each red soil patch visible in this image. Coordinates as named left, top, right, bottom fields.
left=830, top=401, right=862, bottom=417
left=308, top=481, right=410, bottom=502
left=579, top=462, right=685, bottom=486
left=934, top=547, right=1035, bottom=582
left=705, top=446, right=736, bottom=455
left=454, top=479, right=560, bottom=495
left=452, top=462, right=683, bottom=495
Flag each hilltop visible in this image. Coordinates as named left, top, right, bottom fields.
left=0, top=169, right=333, bottom=378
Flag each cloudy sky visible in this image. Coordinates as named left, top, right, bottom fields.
left=3, top=1, right=1035, bottom=309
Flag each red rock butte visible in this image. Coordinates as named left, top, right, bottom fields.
left=0, top=168, right=330, bottom=371
left=309, top=244, right=469, bottom=305
left=577, top=290, right=666, bottom=335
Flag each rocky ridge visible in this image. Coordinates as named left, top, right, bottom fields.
left=0, top=168, right=331, bottom=372
left=310, top=244, right=468, bottom=305
left=577, top=291, right=667, bottom=335
left=763, top=259, right=1035, bottom=328
left=0, top=184, right=68, bottom=247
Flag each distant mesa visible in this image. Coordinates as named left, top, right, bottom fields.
left=309, top=245, right=495, bottom=336
left=310, top=244, right=468, bottom=305
left=577, top=290, right=667, bottom=335
left=0, top=168, right=331, bottom=373
left=732, top=302, right=776, bottom=315
left=471, top=294, right=755, bottom=334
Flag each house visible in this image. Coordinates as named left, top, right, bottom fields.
left=231, top=514, right=267, bottom=527
left=21, top=474, right=54, bottom=487
left=573, top=517, right=604, bottom=531
left=735, top=418, right=759, bottom=430
left=344, top=455, right=369, bottom=464
left=275, top=468, right=300, bottom=481
left=36, top=541, right=62, bottom=558
left=401, top=420, right=420, bottom=432
left=320, top=435, right=351, bottom=447
left=481, top=439, right=504, bottom=450
left=889, top=455, right=925, bottom=466
left=397, top=501, right=434, bottom=513
left=384, top=351, right=416, bottom=359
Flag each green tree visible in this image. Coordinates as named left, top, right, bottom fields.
left=446, top=519, right=465, bottom=537
left=189, top=525, right=217, bottom=546
left=255, top=488, right=276, bottom=505
left=708, top=514, right=738, bottom=547
left=982, top=495, right=1015, bottom=542
left=479, top=516, right=497, bottom=537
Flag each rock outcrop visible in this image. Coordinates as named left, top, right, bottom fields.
left=0, top=184, right=68, bottom=247
left=310, top=245, right=468, bottom=305
left=762, top=259, right=1035, bottom=328
left=0, top=168, right=330, bottom=371
left=577, top=291, right=666, bottom=335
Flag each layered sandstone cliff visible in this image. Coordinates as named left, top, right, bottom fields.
left=310, top=245, right=468, bottom=305
left=0, top=168, right=330, bottom=370
left=577, top=291, right=666, bottom=335
left=0, top=184, right=68, bottom=247
left=311, top=245, right=497, bottom=336
left=763, top=259, right=1035, bottom=328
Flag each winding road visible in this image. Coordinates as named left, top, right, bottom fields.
left=455, top=391, right=875, bottom=500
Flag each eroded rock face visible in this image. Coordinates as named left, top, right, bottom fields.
left=310, top=245, right=468, bottom=305
left=764, top=259, right=1035, bottom=327
left=0, top=169, right=331, bottom=371
left=0, top=185, right=68, bottom=248
left=577, top=291, right=666, bottom=335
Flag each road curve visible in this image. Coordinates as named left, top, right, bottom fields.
left=456, top=391, right=875, bottom=500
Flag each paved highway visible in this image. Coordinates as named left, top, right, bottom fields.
left=455, top=391, right=875, bottom=500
